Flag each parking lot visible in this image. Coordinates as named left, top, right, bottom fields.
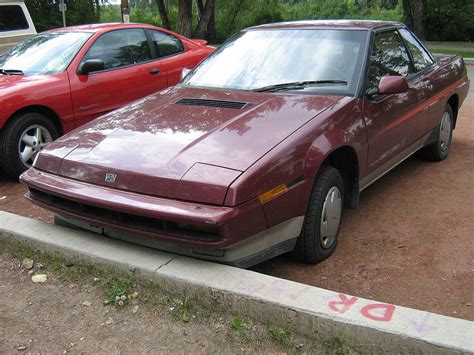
left=1, top=66, right=472, bottom=321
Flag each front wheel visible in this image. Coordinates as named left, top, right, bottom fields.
left=293, top=165, right=344, bottom=264
left=0, top=112, right=58, bottom=179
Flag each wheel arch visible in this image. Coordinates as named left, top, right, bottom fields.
left=305, top=144, right=360, bottom=209
left=2, top=105, right=64, bottom=135
left=447, top=94, right=459, bottom=129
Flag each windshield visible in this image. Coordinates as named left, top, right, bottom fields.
left=182, top=29, right=368, bottom=95
left=0, top=31, right=92, bottom=75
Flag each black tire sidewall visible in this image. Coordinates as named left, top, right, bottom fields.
left=435, top=105, right=454, bottom=161
left=295, top=165, right=344, bottom=264
left=0, top=112, right=58, bottom=179
left=312, top=168, right=344, bottom=259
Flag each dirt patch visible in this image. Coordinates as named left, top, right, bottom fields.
left=0, top=250, right=325, bottom=354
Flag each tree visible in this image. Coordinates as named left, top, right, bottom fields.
left=177, top=0, right=193, bottom=37
left=402, top=0, right=426, bottom=39
left=193, top=0, right=216, bottom=38
left=155, top=0, right=171, bottom=30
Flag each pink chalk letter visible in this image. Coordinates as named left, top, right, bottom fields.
left=329, top=293, right=359, bottom=313
left=361, top=303, right=396, bottom=321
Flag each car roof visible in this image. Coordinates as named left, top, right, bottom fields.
left=248, top=19, right=404, bottom=31
left=47, top=22, right=160, bottom=34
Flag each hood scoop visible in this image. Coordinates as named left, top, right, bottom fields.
left=175, top=98, right=251, bottom=110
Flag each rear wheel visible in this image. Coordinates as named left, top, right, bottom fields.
left=0, top=112, right=58, bottom=179
left=293, top=165, right=344, bottom=264
left=423, top=104, right=453, bottom=162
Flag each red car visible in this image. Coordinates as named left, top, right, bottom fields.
left=21, top=20, right=469, bottom=268
left=0, top=23, right=214, bottom=178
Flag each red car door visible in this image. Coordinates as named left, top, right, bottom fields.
left=147, top=29, right=209, bottom=86
left=361, top=29, right=427, bottom=187
left=68, top=28, right=168, bottom=128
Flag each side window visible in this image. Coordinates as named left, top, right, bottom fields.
left=366, top=30, right=411, bottom=90
left=0, top=5, right=28, bottom=31
left=399, top=28, right=434, bottom=72
left=150, top=30, right=184, bottom=57
left=83, top=29, right=152, bottom=70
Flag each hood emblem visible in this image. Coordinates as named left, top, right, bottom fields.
left=105, top=173, right=118, bottom=183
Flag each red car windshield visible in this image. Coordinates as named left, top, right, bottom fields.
left=0, top=31, right=92, bottom=75
left=183, top=29, right=369, bottom=96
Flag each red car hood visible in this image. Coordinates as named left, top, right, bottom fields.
left=36, top=86, right=342, bottom=203
left=0, top=74, right=55, bottom=90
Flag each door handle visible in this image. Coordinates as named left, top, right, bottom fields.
left=149, top=68, right=160, bottom=75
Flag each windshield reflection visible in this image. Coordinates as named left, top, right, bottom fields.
left=0, top=32, right=92, bottom=75
left=183, top=29, right=368, bottom=95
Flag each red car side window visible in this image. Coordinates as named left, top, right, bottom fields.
left=83, top=29, right=152, bottom=70
left=149, top=30, right=184, bottom=58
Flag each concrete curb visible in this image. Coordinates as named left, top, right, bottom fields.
left=464, top=58, right=474, bottom=65
left=1, top=211, right=473, bottom=353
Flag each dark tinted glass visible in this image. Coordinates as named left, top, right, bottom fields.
left=367, top=30, right=411, bottom=89
left=150, top=30, right=183, bottom=57
left=83, top=29, right=152, bottom=70
left=399, top=28, right=434, bottom=71
left=0, top=5, right=28, bottom=31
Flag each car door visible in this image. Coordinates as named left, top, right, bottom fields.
left=361, top=29, right=426, bottom=187
left=147, top=29, right=202, bottom=86
left=68, top=28, right=168, bottom=128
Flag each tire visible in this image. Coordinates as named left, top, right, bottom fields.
left=423, top=104, right=454, bottom=162
left=293, top=165, right=344, bottom=264
left=0, top=112, right=59, bottom=179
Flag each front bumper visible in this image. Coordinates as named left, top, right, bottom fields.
left=20, top=168, right=267, bottom=250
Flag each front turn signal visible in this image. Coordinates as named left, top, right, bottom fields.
left=258, top=184, right=288, bottom=204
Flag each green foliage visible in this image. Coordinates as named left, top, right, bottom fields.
left=229, top=315, right=252, bottom=337
left=168, top=296, right=197, bottom=322
left=267, top=324, right=292, bottom=348
left=425, top=0, right=473, bottom=41
left=25, top=0, right=100, bottom=32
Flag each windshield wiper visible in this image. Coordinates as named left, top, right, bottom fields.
left=0, top=69, right=24, bottom=75
left=253, top=80, right=348, bottom=92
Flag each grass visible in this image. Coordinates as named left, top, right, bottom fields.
left=429, top=48, right=474, bottom=58
left=267, top=324, right=292, bottom=348
left=229, top=315, right=252, bottom=338
left=168, top=295, right=197, bottom=322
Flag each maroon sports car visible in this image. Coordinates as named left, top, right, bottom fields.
left=21, top=20, right=469, bottom=267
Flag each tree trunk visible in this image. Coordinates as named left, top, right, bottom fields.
left=156, top=0, right=171, bottom=29
left=192, top=0, right=215, bottom=39
left=228, top=0, right=246, bottom=34
left=402, top=0, right=413, bottom=28
left=412, top=0, right=425, bottom=40
left=178, top=0, right=193, bottom=37
left=402, top=0, right=425, bottom=39
left=206, top=4, right=216, bottom=43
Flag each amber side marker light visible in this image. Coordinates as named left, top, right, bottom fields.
left=258, top=184, right=288, bottom=204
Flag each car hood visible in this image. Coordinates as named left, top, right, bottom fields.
left=36, top=86, right=342, bottom=204
left=0, top=74, right=54, bottom=90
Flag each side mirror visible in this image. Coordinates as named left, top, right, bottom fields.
left=180, top=67, right=192, bottom=80
left=77, top=59, right=105, bottom=75
left=373, top=75, right=409, bottom=96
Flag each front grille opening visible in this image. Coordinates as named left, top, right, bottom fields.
left=29, top=188, right=219, bottom=241
left=175, top=98, right=251, bottom=110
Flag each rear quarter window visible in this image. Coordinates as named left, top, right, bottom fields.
left=0, top=5, right=28, bottom=32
